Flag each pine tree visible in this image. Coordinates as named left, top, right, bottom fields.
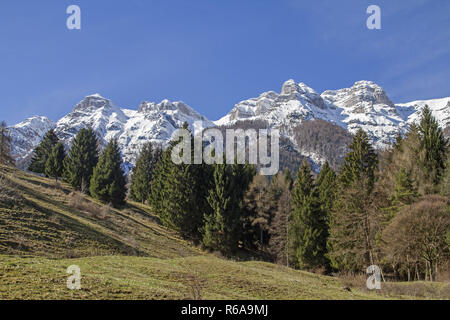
left=391, top=168, right=418, bottom=206
left=89, top=139, right=126, bottom=207
left=315, top=161, right=336, bottom=270
left=340, top=129, right=378, bottom=190
left=45, top=143, right=66, bottom=181
left=148, top=125, right=213, bottom=242
left=129, top=142, right=162, bottom=203
left=28, top=129, right=59, bottom=174
left=202, top=160, right=255, bottom=254
left=316, top=161, right=336, bottom=219
left=289, top=159, right=326, bottom=269
left=0, top=121, right=14, bottom=166
left=418, top=105, right=448, bottom=187
left=328, top=129, right=379, bottom=272
left=63, top=128, right=99, bottom=192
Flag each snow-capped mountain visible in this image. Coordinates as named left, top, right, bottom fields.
left=55, top=94, right=214, bottom=168
left=9, top=94, right=214, bottom=169
left=7, top=80, right=449, bottom=171
left=216, top=80, right=450, bottom=149
left=9, top=116, right=55, bottom=161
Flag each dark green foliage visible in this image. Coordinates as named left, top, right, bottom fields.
left=289, top=159, right=328, bottom=269
left=28, top=129, right=59, bottom=174
left=418, top=105, right=448, bottom=186
left=390, top=168, right=418, bottom=207
left=316, top=161, right=336, bottom=218
left=63, top=128, right=99, bottom=192
left=149, top=126, right=214, bottom=242
left=339, top=129, right=378, bottom=191
left=202, top=161, right=255, bottom=254
left=0, top=121, right=14, bottom=166
left=129, top=142, right=162, bottom=203
left=328, top=129, right=379, bottom=272
left=45, top=143, right=66, bottom=181
left=89, top=139, right=127, bottom=207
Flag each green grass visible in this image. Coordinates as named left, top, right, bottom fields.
left=0, top=165, right=200, bottom=259
left=0, top=254, right=392, bottom=300
left=0, top=165, right=448, bottom=300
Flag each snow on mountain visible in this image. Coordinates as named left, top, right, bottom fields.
left=396, top=97, right=450, bottom=129
left=8, top=116, right=55, bottom=160
left=216, top=80, right=450, bottom=150
left=8, top=82, right=449, bottom=170
left=53, top=94, right=214, bottom=169
left=215, top=80, right=337, bottom=133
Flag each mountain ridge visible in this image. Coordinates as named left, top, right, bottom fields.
left=8, top=80, right=450, bottom=170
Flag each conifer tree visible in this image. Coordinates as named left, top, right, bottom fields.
left=148, top=124, right=213, bottom=242
left=328, top=129, right=379, bottom=272
left=339, top=129, right=378, bottom=190
left=129, top=142, right=162, bottom=203
left=289, top=159, right=327, bottom=269
left=28, top=129, right=59, bottom=174
left=89, top=139, right=126, bottom=207
left=418, top=105, right=448, bottom=186
left=391, top=168, right=418, bottom=206
left=45, top=142, right=66, bottom=181
left=0, top=121, right=14, bottom=166
left=316, top=161, right=336, bottom=219
left=202, top=160, right=255, bottom=254
left=63, top=128, right=99, bottom=192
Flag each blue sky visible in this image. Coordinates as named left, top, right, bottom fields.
left=1, top=0, right=449, bottom=124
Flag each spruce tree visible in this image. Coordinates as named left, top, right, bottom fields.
left=290, top=159, right=326, bottom=269
left=0, top=121, right=14, bottom=166
left=328, top=129, right=379, bottom=272
left=129, top=142, right=162, bottom=203
left=391, top=168, right=418, bottom=206
left=418, top=105, right=448, bottom=186
left=63, top=128, right=99, bottom=192
left=28, top=129, right=59, bottom=174
left=45, top=142, right=66, bottom=181
left=340, top=129, right=378, bottom=190
left=148, top=126, right=213, bottom=242
left=316, top=161, right=336, bottom=219
left=89, top=139, right=126, bottom=207
left=202, top=160, right=255, bottom=254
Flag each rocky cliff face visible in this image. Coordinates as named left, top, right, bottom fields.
left=8, top=80, right=449, bottom=171
left=9, top=116, right=55, bottom=161
left=216, top=80, right=449, bottom=150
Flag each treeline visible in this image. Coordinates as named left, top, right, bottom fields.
left=25, top=128, right=127, bottom=207
left=1, top=106, right=448, bottom=281
left=128, top=106, right=448, bottom=280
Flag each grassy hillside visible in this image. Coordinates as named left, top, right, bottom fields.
left=0, top=165, right=447, bottom=300
left=0, top=164, right=200, bottom=259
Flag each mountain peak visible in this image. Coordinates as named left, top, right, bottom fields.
left=353, top=80, right=377, bottom=87
left=281, top=79, right=299, bottom=95
left=72, top=94, right=116, bottom=113
left=86, top=93, right=105, bottom=99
